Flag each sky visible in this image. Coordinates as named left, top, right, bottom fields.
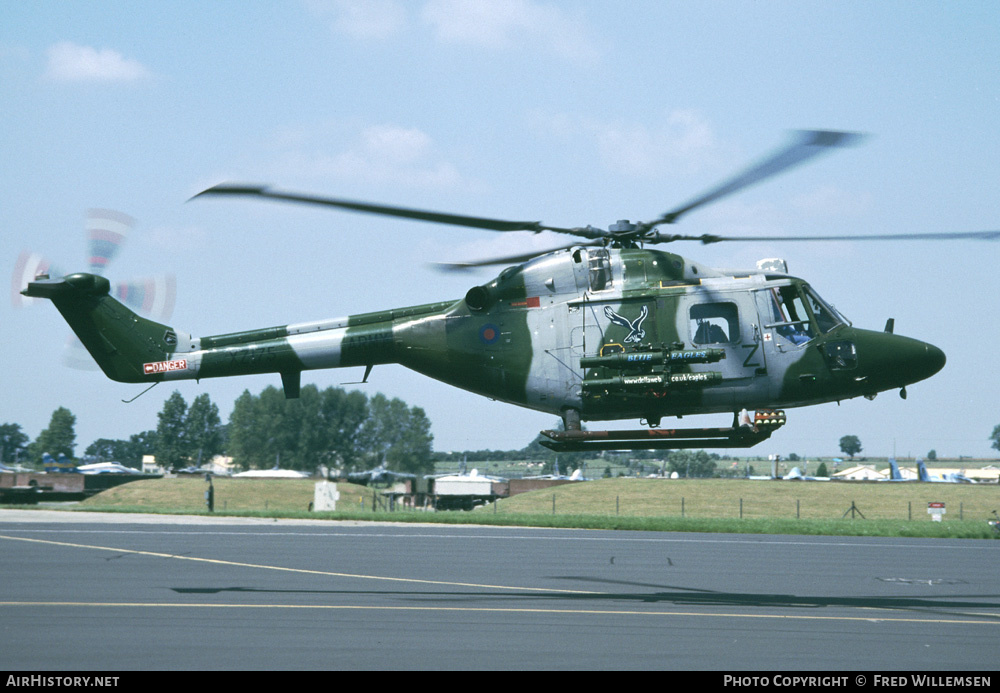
left=2, top=1, right=998, bottom=462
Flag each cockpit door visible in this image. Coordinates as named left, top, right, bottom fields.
left=754, top=285, right=817, bottom=354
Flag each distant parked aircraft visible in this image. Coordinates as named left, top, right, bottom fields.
left=878, top=457, right=916, bottom=481
left=783, top=466, right=829, bottom=481
left=75, top=461, right=142, bottom=475
left=917, top=459, right=974, bottom=483
left=525, top=461, right=589, bottom=481
left=347, top=463, right=415, bottom=486
left=41, top=453, right=141, bottom=474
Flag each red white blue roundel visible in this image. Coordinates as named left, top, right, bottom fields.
left=479, top=323, right=500, bottom=345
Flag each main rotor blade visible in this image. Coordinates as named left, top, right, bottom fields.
left=648, top=130, right=865, bottom=227
left=646, top=229, right=1000, bottom=244
left=192, top=183, right=592, bottom=236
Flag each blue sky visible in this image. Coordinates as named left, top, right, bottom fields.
left=2, top=1, right=998, bottom=461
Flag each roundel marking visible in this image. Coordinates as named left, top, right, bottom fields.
left=479, top=323, right=500, bottom=345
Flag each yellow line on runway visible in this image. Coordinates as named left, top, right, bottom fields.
left=0, top=533, right=598, bottom=595
left=0, top=601, right=997, bottom=626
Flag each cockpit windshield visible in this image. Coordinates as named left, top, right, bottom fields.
left=802, top=285, right=848, bottom=333
left=761, top=283, right=846, bottom=346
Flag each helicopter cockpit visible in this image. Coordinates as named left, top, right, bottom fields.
left=762, top=281, right=846, bottom=346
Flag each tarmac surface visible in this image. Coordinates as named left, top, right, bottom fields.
left=1, top=509, right=997, bottom=670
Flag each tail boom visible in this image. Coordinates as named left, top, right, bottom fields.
left=23, top=272, right=454, bottom=394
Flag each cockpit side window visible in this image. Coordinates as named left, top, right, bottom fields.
left=766, top=286, right=814, bottom=345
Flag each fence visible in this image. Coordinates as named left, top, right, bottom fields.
left=493, top=479, right=998, bottom=521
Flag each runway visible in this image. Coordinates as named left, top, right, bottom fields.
left=1, top=510, right=997, bottom=670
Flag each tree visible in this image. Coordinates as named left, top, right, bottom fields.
left=185, top=393, right=224, bottom=465
left=29, top=407, right=76, bottom=460
left=839, top=435, right=862, bottom=459
left=990, top=425, right=1000, bottom=454
left=359, top=393, right=434, bottom=475
left=229, top=386, right=310, bottom=470
left=666, top=450, right=717, bottom=478
left=257, top=386, right=306, bottom=467
left=926, top=449, right=937, bottom=461
left=816, top=462, right=829, bottom=477
left=313, top=387, right=369, bottom=471
left=0, top=423, right=29, bottom=464
left=127, top=430, right=158, bottom=466
left=85, top=430, right=157, bottom=467
left=151, top=392, right=227, bottom=470
left=395, top=405, right=434, bottom=474
left=155, top=391, right=189, bottom=469
left=85, top=438, right=129, bottom=461
left=227, top=385, right=374, bottom=473
left=228, top=389, right=267, bottom=470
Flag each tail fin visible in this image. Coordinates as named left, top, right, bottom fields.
left=917, top=459, right=929, bottom=482
left=22, top=273, right=182, bottom=383
left=889, top=457, right=902, bottom=480
left=42, top=452, right=76, bottom=473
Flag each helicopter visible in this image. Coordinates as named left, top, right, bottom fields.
left=23, top=130, right=996, bottom=452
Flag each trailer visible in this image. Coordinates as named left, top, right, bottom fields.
left=431, top=471, right=504, bottom=511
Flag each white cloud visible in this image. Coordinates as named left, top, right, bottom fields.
left=421, top=0, right=599, bottom=62
left=309, top=0, right=407, bottom=39
left=313, top=0, right=600, bottom=61
left=530, top=109, right=719, bottom=176
left=269, top=123, right=468, bottom=189
left=360, top=124, right=433, bottom=164
left=44, top=42, right=150, bottom=83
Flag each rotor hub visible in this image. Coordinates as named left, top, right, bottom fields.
left=609, top=219, right=638, bottom=234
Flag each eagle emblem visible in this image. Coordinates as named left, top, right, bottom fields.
left=604, top=305, right=649, bottom=344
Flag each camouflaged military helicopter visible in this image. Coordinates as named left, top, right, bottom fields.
left=24, top=131, right=994, bottom=452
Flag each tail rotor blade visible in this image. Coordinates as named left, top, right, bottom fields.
left=86, top=208, right=134, bottom=275
left=11, top=252, right=59, bottom=308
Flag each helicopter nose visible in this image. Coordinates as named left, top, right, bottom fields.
left=845, top=330, right=946, bottom=394
left=919, top=342, right=947, bottom=381
left=869, top=333, right=946, bottom=387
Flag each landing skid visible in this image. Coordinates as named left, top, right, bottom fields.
left=539, top=410, right=786, bottom=452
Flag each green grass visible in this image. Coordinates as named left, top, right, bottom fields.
left=69, top=476, right=1000, bottom=539
left=78, top=477, right=373, bottom=513
left=490, top=477, right=998, bottom=520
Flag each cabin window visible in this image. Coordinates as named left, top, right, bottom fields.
left=690, top=302, right=739, bottom=345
